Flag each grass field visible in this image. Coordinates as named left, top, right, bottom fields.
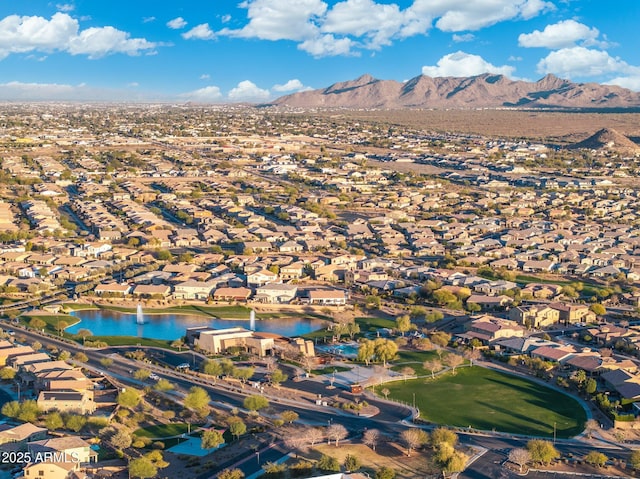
left=134, top=423, right=191, bottom=438
left=382, top=367, right=586, bottom=438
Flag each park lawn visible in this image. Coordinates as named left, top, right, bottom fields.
left=356, top=317, right=395, bottom=330
left=382, top=366, right=586, bottom=438
left=391, top=350, right=448, bottom=376
left=134, top=423, right=191, bottom=438
left=90, top=336, right=174, bottom=348
left=19, top=313, right=79, bottom=334
left=311, top=365, right=352, bottom=375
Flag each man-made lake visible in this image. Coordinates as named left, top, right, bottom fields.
left=66, top=309, right=327, bottom=340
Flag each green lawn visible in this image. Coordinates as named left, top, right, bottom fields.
left=382, top=367, right=586, bottom=438
left=90, top=336, right=175, bottom=348
left=355, top=317, right=395, bottom=330
left=391, top=350, right=446, bottom=376
left=134, top=423, right=191, bottom=438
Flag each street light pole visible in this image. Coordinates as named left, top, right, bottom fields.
left=553, top=422, right=556, bottom=444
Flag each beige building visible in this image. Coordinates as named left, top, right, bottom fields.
left=509, top=305, right=560, bottom=328
left=189, top=327, right=274, bottom=357
left=37, top=390, right=95, bottom=414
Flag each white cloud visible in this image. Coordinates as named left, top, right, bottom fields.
left=273, top=79, right=306, bottom=92
left=180, top=85, right=224, bottom=102
left=322, top=0, right=404, bottom=49
left=56, top=4, right=75, bottom=12
left=606, top=74, right=640, bottom=92
left=299, top=34, right=355, bottom=57
left=182, top=23, right=215, bottom=40
left=519, top=20, right=600, bottom=49
left=422, top=51, right=516, bottom=78
left=127, top=82, right=139, bottom=87
left=407, top=0, right=555, bottom=33
left=228, top=80, right=271, bottom=102
left=167, top=17, right=187, bottom=30
left=221, top=15, right=232, bottom=23
left=143, top=17, right=156, bottom=24
left=224, top=0, right=327, bottom=41
left=200, top=74, right=210, bottom=80
left=536, top=47, right=630, bottom=78
left=452, top=33, right=474, bottom=42
left=221, top=0, right=556, bottom=58
left=0, top=12, right=157, bottom=60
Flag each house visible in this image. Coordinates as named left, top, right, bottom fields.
left=0, top=345, right=35, bottom=366
left=131, top=284, right=171, bottom=298
left=307, top=289, right=348, bottom=305
left=509, top=305, right=560, bottom=328
left=173, top=280, right=216, bottom=300
left=213, top=287, right=252, bottom=302
left=94, top=282, right=132, bottom=297
left=462, top=315, right=525, bottom=343
left=37, top=390, right=95, bottom=414
left=530, top=346, right=575, bottom=364
left=280, top=262, right=305, bottom=280
left=474, top=280, right=518, bottom=296
left=247, top=269, right=279, bottom=289
left=36, top=369, right=94, bottom=392
left=0, top=423, right=47, bottom=445
left=549, top=302, right=596, bottom=325
left=29, top=435, right=98, bottom=464
left=254, top=283, right=298, bottom=304
left=23, top=460, right=79, bottom=479
left=466, top=294, right=513, bottom=311
left=188, top=327, right=274, bottom=356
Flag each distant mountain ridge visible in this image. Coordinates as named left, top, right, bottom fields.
left=269, top=73, right=640, bottom=109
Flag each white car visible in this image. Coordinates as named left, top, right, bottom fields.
left=149, top=373, right=160, bottom=381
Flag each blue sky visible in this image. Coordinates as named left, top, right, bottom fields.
left=0, top=0, right=639, bottom=102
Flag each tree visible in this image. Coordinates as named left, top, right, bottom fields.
left=430, top=331, right=451, bottom=349
left=317, top=454, right=340, bottom=472
left=395, top=315, right=412, bottom=336
left=45, top=412, right=64, bottom=430
left=1, top=401, right=19, bottom=418
left=400, top=428, right=428, bottom=456
left=590, top=303, right=606, bottom=316
left=444, top=353, right=464, bottom=374
left=584, top=419, right=599, bottom=439
left=443, top=451, right=468, bottom=474
left=270, top=368, right=287, bottom=387
left=154, top=379, right=174, bottom=392
left=327, top=423, right=348, bottom=446
left=232, top=366, right=255, bottom=384
left=133, top=368, right=151, bottom=381
left=363, top=428, right=381, bottom=451
left=585, top=378, right=597, bottom=395
left=202, top=429, right=224, bottom=450
left=0, top=367, right=16, bottom=380
left=73, top=352, right=88, bottom=363
left=244, top=395, right=269, bottom=411
left=64, top=414, right=86, bottom=432
left=423, top=359, right=442, bottom=379
left=527, top=439, right=560, bottom=465
left=430, top=428, right=458, bottom=449
left=374, top=338, right=398, bottom=366
left=117, top=388, right=141, bottom=409
left=100, top=358, right=114, bottom=368
left=56, top=320, right=69, bottom=336
left=76, top=328, right=93, bottom=344
left=343, top=454, right=361, bottom=472
left=629, top=449, right=640, bottom=470
left=508, top=448, right=531, bottom=473
left=171, top=338, right=185, bottom=351
left=280, top=410, right=298, bottom=424
left=381, top=388, right=390, bottom=399
left=129, top=457, right=157, bottom=479
left=375, top=466, right=396, bottom=479
left=108, top=427, right=133, bottom=450
left=357, top=339, right=376, bottom=365
left=228, top=416, right=246, bottom=440
left=347, top=322, right=360, bottom=340
left=202, top=359, right=223, bottom=377
left=217, top=469, right=244, bottom=479
left=463, top=348, right=481, bottom=366
left=584, top=450, right=607, bottom=467
left=400, top=366, right=415, bottom=382
left=466, top=302, right=481, bottom=313
left=28, top=318, right=46, bottom=330
left=184, top=386, right=211, bottom=416
left=31, top=340, right=42, bottom=351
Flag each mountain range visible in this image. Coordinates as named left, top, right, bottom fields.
left=270, top=73, right=640, bottom=110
